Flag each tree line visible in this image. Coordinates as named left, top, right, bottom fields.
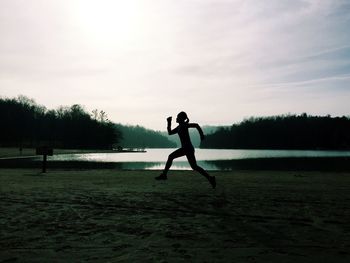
left=0, top=96, right=119, bottom=149
left=200, top=114, right=350, bottom=150
left=115, top=124, right=176, bottom=148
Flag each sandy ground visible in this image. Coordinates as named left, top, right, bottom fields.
left=1, top=169, right=350, bottom=262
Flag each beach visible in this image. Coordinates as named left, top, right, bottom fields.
left=1, top=169, right=350, bottom=262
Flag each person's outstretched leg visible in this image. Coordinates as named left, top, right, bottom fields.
left=187, top=151, right=216, bottom=188
left=155, top=148, right=185, bottom=180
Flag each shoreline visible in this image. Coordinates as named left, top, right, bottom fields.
left=0, top=156, right=349, bottom=171
left=0, top=147, right=147, bottom=159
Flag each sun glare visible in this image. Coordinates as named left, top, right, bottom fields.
left=75, top=0, right=145, bottom=49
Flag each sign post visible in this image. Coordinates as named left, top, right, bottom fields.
left=36, top=147, right=53, bottom=173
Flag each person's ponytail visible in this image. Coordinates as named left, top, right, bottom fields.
left=177, top=111, right=189, bottom=124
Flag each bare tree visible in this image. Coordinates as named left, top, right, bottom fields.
left=92, top=109, right=99, bottom=120
left=99, top=110, right=107, bottom=123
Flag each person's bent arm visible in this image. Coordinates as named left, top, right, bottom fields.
left=189, top=123, right=205, bottom=140
left=167, top=117, right=178, bottom=135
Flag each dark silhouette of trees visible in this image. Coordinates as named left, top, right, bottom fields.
left=5, top=95, right=348, bottom=150
left=115, top=124, right=176, bottom=148
left=0, top=96, right=120, bottom=149
left=200, top=114, right=350, bottom=150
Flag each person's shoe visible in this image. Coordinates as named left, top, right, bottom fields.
left=155, top=173, right=167, bottom=180
left=209, top=176, right=216, bottom=189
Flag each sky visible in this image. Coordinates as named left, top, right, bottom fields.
left=1, top=0, right=350, bottom=130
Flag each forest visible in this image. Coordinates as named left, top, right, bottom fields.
left=0, top=96, right=119, bottom=149
left=200, top=114, right=350, bottom=150
left=2, top=96, right=350, bottom=150
left=0, top=95, right=176, bottom=149
left=114, top=124, right=176, bottom=148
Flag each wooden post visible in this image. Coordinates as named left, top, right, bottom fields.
left=36, top=147, right=53, bottom=173
left=42, top=154, right=47, bottom=173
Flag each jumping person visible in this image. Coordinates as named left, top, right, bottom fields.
left=155, top=111, right=216, bottom=189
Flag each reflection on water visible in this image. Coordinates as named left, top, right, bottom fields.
left=121, top=158, right=350, bottom=171
left=127, top=161, right=221, bottom=171
left=48, top=148, right=350, bottom=162
left=41, top=148, right=350, bottom=171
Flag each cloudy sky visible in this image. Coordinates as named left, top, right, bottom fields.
left=1, top=0, right=350, bottom=130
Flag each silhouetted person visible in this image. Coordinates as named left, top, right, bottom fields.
left=155, top=111, right=216, bottom=188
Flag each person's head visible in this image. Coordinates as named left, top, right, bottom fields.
left=176, top=111, right=189, bottom=124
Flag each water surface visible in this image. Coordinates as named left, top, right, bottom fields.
left=45, top=148, right=350, bottom=170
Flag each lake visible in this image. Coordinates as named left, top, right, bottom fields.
left=44, top=148, right=350, bottom=171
